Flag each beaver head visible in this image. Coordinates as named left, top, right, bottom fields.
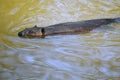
left=18, top=25, right=45, bottom=38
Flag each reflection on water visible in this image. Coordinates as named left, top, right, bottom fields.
left=0, top=0, right=120, bottom=80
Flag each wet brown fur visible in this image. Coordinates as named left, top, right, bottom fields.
left=18, top=18, right=119, bottom=38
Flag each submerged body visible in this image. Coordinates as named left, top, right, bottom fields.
left=18, top=17, right=120, bottom=38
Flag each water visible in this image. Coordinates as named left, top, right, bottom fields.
left=0, top=0, right=120, bottom=80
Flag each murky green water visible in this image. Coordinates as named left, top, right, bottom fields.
left=0, top=0, right=120, bottom=80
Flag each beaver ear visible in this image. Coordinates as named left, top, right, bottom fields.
left=41, top=28, right=45, bottom=34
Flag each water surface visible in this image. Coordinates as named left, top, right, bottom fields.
left=0, top=0, right=120, bottom=80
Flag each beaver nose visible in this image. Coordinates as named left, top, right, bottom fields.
left=18, top=32, right=24, bottom=37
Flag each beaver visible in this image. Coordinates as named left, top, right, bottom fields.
left=18, top=17, right=120, bottom=38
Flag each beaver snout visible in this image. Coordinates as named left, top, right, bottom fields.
left=18, top=32, right=24, bottom=37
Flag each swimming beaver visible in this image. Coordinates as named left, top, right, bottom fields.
left=18, top=17, right=120, bottom=38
